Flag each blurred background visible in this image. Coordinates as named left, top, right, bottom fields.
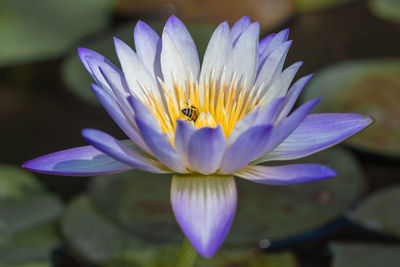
left=1, top=0, right=400, bottom=266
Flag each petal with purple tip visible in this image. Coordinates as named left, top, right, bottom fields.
left=164, top=16, right=200, bottom=78
left=90, top=84, right=149, bottom=153
left=134, top=20, right=162, bottom=79
left=113, top=37, right=160, bottom=100
left=171, top=174, right=237, bottom=258
left=256, top=40, right=292, bottom=89
left=230, top=16, right=251, bottom=43
left=160, top=30, right=189, bottom=91
left=78, top=48, right=119, bottom=84
left=232, top=22, right=260, bottom=89
left=258, top=98, right=321, bottom=157
left=275, top=74, right=314, bottom=122
left=135, top=118, right=187, bottom=173
left=258, top=28, right=289, bottom=64
left=220, top=124, right=273, bottom=174
left=22, top=146, right=132, bottom=176
left=255, top=113, right=373, bottom=163
left=199, top=22, right=233, bottom=94
left=82, top=128, right=168, bottom=173
left=235, top=164, right=336, bottom=185
left=259, top=61, right=303, bottom=105
left=188, top=125, right=226, bottom=175
left=128, top=96, right=162, bottom=132
left=258, top=33, right=275, bottom=54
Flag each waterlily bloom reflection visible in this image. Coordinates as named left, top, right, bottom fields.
left=23, top=16, right=372, bottom=257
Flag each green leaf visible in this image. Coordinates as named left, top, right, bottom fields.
left=332, top=243, right=400, bottom=267
left=0, top=194, right=63, bottom=243
left=89, top=148, right=365, bottom=246
left=0, top=0, right=113, bottom=67
left=0, top=166, right=63, bottom=242
left=0, top=164, right=44, bottom=201
left=61, top=22, right=214, bottom=106
left=89, top=171, right=180, bottom=244
left=196, top=250, right=297, bottom=267
left=349, top=186, right=400, bottom=237
left=295, top=0, right=356, bottom=13
left=61, top=194, right=149, bottom=263
left=226, top=148, right=365, bottom=245
left=368, top=0, right=400, bottom=24
left=0, top=223, right=59, bottom=266
left=301, top=59, right=400, bottom=158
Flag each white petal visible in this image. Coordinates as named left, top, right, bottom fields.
left=232, top=22, right=260, bottom=90
left=114, top=38, right=161, bottom=101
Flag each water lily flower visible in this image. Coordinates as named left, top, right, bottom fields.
left=23, top=16, right=372, bottom=258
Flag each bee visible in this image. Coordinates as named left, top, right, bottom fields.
left=181, top=105, right=199, bottom=122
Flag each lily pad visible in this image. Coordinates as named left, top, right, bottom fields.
left=0, top=164, right=44, bottom=200
left=368, top=0, right=400, bottom=24
left=0, top=166, right=63, bottom=242
left=196, top=250, right=296, bottom=267
left=332, top=243, right=400, bottom=267
left=349, top=186, right=400, bottom=237
left=89, top=171, right=179, bottom=244
left=227, top=148, right=365, bottom=245
left=63, top=200, right=297, bottom=267
left=295, top=0, right=356, bottom=13
left=301, top=59, right=400, bottom=158
left=0, top=223, right=59, bottom=267
left=90, top=148, right=364, bottom=247
left=0, top=0, right=113, bottom=67
left=61, top=194, right=149, bottom=264
left=61, top=23, right=216, bottom=105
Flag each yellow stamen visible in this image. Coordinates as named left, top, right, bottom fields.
left=137, top=71, right=261, bottom=144
left=195, top=112, right=217, bottom=128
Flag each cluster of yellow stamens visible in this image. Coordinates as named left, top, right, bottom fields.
left=140, top=71, right=263, bottom=143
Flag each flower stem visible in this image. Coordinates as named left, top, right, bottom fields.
left=175, top=237, right=197, bottom=267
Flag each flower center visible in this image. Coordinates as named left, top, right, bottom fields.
left=140, top=72, right=262, bottom=143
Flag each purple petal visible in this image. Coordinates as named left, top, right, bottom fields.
left=259, top=61, right=303, bottom=105
left=135, top=118, right=187, bottom=173
left=258, top=98, right=321, bottom=157
left=82, top=129, right=167, bottom=173
left=231, top=16, right=251, bottom=43
left=259, top=33, right=275, bottom=54
left=128, top=96, right=161, bottom=132
left=220, top=124, right=274, bottom=174
left=235, top=164, right=336, bottom=185
left=174, top=120, right=198, bottom=167
left=275, top=74, right=314, bottom=122
left=22, top=146, right=132, bottom=176
left=78, top=48, right=119, bottom=83
left=253, top=96, right=286, bottom=125
left=188, top=125, right=226, bottom=175
left=258, top=28, right=289, bottom=65
left=164, top=15, right=200, bottom=78
left=83, top=54, right=121, bottom=96
left=228, top=97, right=284, bottom=145
left=171, top=175, right=237, bottom=258
left=255, top=40, right=292, bottom=88
left=256, top=113, right=373, bottom=163
left=90, top=84, right=150, bottom=153
left=227, top=108, right=259, bottom=144
left=134, top=20, right=162, bottom=79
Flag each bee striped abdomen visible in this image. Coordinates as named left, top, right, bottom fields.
left=182, top=106, right=199, bottom=121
